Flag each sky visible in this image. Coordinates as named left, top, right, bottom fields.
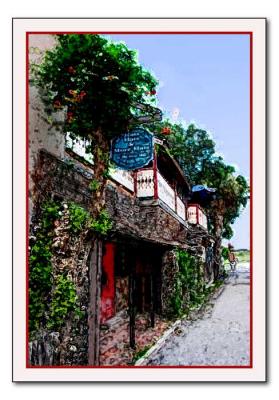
left=108, top=34, right=250, bottom=249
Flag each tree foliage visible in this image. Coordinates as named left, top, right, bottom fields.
left=150, top=121, right=216, bottom=184
left=33, top=34, right=158, bottom=140
left=151, top=121, right=249, bottom=240
left=202, top=159, right=249, bottom=239
left=33, top=34, right=159, bottom=220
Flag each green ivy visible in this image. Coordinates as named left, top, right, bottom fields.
left=170, top=281, right=182, bottom=317
left=178, top=250, right=205, bottom=306
left=68, top=202, right=113, bottom=236
left=29, top=200, right=60, bottom=335
left=29, top=200, right=83, bottom=338
left=88, top=179, right=101, bottom=192
left=47, top=274, right=82, bottom=330
left=90, top=209, right=113, bottom=236
left=29, top=199, right=112, bottom=339
left=68, top=202, right=90, bottom=233
left=169, top=250, right=207, bottom=318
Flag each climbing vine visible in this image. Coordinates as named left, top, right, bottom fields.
left=88, top=179, right=101, bottom=192
left=29, top=200, right=61, bottom=336
left=29, top=199, right=113, bottom=338
left=170, top=250, right=206, bottom=317
left=90, top=209, right=113, bottom=236
left=47, top=275, right=82, bottom=330
left=68, top=202, right=90, bottom=234
left=68, top=202, right=113, bottom=236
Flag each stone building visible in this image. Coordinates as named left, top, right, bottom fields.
left=28, top=34, right=215, bottom=366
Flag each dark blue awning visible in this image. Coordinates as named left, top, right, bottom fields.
left=192, top=185, right=216, bottom=193
left=191, top=185, right=216, bottom=205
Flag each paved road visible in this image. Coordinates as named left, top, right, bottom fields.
left=147, top=262, right=250, bottom=366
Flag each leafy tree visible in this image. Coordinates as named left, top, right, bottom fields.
left=33, top=33, right=158, bottom=219
left=152, top=121, right=249, bottom=278
left=150, top=121, right=216, bottom=183
left=204, top=160, right=249, bottom=277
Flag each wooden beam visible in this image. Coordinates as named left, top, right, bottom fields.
left=150, top=274, right=155, bottom=328
left=88, top=239, right=103, bottom=365
left=153, top=149, right=158, bottom=200
left=128, top=254, right=136, bottom=349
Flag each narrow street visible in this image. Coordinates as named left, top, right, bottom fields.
left=146, top=262, right=250, bottom=366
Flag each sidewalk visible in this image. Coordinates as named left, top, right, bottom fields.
left=142, top=263, right=250, bottom=366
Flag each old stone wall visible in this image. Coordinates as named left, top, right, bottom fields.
left=29, top=203, right=91, bottom=366
left=33, top=150, right=189, bottom=248
left=31, top=150, right=92, bottom=221
left=105, top=183, right=189, bottom=247
left=187, top=225, right=215, bottom=283
left=160, top=232, right=214, bottom=318
left=161, top=250, right=180, bottom=317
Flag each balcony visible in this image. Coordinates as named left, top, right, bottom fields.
left=187, top=204, right=208, bottom=230
left=109, top=169, right=208, bottom=231
left=136, top=168, right=186, bottom=220
left=64, top=135, right=207, bottom=230
left=109, top=167, right=187, bottom=222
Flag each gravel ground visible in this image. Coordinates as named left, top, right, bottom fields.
left=147, top=262, right=250, bottom=366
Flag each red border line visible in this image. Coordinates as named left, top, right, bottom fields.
left=26, top=32, right=30, bottom=369
left=27, top=31, right=253, bottom=35
left=26, top=31, right=253, bottom=369
left=26, top=365, right=252, bottom=369
left=249, top=32, right=253, bottom=369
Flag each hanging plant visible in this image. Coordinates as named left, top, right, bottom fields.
left=161, top=126, right=172, bottom=135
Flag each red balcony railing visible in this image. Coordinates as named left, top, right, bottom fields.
left=109, top=168, right=208, bottom=229
left=135, top=168, right=186, bottom=221
left=187, top=204, right=208, bottom=230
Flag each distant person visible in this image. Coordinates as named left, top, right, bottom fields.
left=228, top=244, right=237, bottom=272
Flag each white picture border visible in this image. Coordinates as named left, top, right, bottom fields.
left=12, top=18, right=266, bottom=382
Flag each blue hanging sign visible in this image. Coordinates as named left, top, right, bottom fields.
left=110, top=128, right=154, bottom=170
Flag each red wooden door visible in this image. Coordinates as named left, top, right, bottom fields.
left=101, top=243, right=115, bottom=323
